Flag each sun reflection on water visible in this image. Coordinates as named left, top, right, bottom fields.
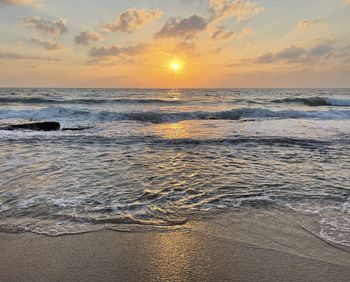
left=152, top=120, right=224, bottom=140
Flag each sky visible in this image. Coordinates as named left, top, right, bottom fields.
left=0, top=0, right=350, bottom=88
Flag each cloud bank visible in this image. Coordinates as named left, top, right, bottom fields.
left=251, top=41, right=335, bottom=64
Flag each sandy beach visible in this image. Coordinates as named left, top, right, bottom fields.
left=1, top=211, right=349, bottom=282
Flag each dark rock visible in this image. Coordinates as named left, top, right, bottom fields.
left=3, top=121, right=61, bottom=131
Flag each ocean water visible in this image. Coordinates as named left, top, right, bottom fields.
left=0, top=88, right=349, bottom=246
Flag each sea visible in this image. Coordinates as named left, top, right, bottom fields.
left=0, top=88, right=349, bottom=247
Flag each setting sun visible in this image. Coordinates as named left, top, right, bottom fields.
left=169, top=60, right=183, bottom=73
left=172, top=63, right=180, bottom=71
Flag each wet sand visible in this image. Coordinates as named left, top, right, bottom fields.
left=1, top=212, right=350, bottom=282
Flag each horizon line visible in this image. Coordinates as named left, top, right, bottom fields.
left=1, top=87, right=350, bottom=90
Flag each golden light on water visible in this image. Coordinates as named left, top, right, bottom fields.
left=154, top=120, right=223, bottom=140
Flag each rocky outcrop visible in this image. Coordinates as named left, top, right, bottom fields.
left=0, top=121, right=94, bottom=131
left=2, top=121, right=61, bottom=131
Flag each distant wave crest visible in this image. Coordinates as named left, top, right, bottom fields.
left=0, top=97, right=183, bottom=105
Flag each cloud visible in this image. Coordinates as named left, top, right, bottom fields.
left=253, top=52, right=276, bottom=64
left=101, top=8, right=163, bottom=33
left=297, top=19, right=325, bottom=31
left=175, top=41, right=197, bottom=52
left=239, top=27, right=254, bottom=37
left=275, top=45, right=306, bottom=61
left=0, top=50, right=60, bottom=61
left=250, top=41, right=335, bottom=64
left=30, top=37, right=65, bottom=51
left=211, top=26, right=235, bottom=40
left=155, top=15, right=207, bottom=39
left=211, top=26, right=254, bottom=40
left=88, top=43, right=147, bottom=58
left=209, top=0, right=265, bottom=22
left=0, top=0, right=39, bottom=7
left=309, top=42, right=333, bottom=57
left=20, top=17, right=68, bottom=36
left=170, top=41, right=198, bottom=55
left=74, top=31, right=101, bottom=46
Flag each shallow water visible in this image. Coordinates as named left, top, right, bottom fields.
left=0, top=88, right=349, bottom=246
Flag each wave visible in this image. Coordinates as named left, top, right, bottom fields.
left=0, top=97, right=183, bottom=105
left=96, top=108, right=350, bottom=123
left=0, top=107, right=90, bottom=121
left=1, top=134, right=332, bottom=148
left=0, top=193, right=275, bottom=237
left=147, top=137, right=331, bottom=148
left=1, top=107, right=350, bottom=123
left=272, top=97, right=350, bottom=107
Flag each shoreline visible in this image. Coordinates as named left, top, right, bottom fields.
left=1, top=211, right=349, bottom=282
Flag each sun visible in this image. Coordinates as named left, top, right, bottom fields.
left=169, top=60, right=183, bottom=73
left=172, top=63, right=180, bottom=71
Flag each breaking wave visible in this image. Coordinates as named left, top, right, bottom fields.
left=1, top=107, right=350, bottom=123
left=272, top=97, right=350, bottom=107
